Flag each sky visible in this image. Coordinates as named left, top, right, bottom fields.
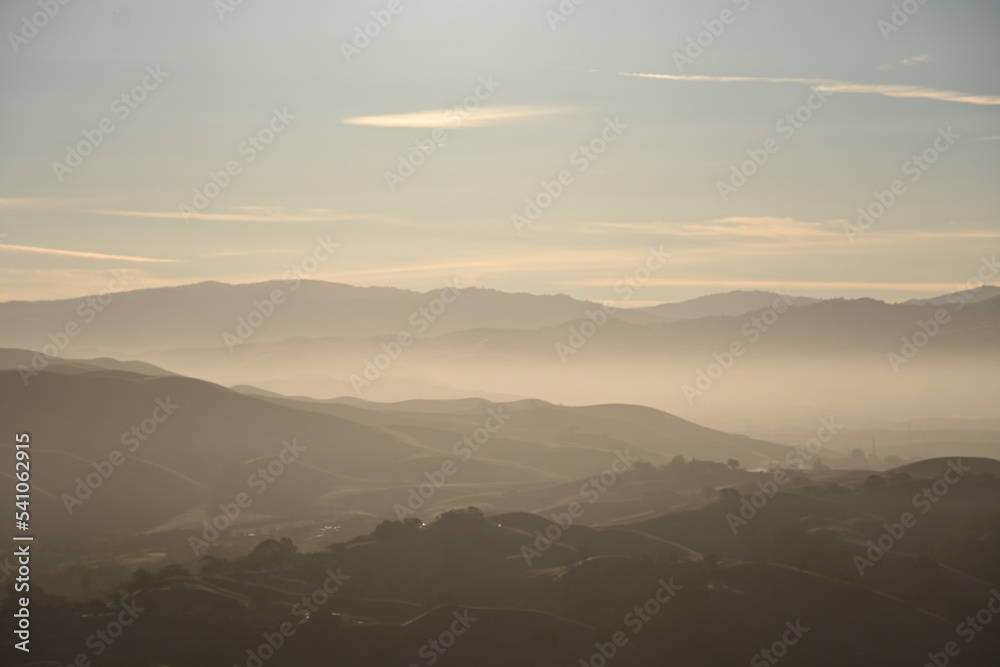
left=1, top=0, right=998, bottom=305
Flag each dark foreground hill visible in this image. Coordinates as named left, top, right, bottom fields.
left=2, top=461, right=998, bottom=666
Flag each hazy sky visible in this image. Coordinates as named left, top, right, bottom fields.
left=1, top=0, right=998, bottom=304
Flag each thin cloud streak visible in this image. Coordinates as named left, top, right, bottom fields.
left=581, top=218, right=1000, bottom=242
left=342, top=106, right=568, bottom=129
left=617, top=71, right=1000, bottom=106
left=0, top=244, right=180, bottom=263
left=88, top=208, right=389, bottom=224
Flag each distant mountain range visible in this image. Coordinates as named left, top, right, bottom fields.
left=637, top=289, right=819, bottom=320
left=1, top=281, right=997, bottom=424
left=903, top=284, right=1000, bottom=306
left=2, top=280, right=995, bottom=354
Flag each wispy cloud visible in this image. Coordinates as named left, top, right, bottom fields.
left=881, top=54, right=936, bottom=70
left=582, top=217, right=841, bottom=242
left=88, top=207, right=389, bottom=224
left=901, top=54, right=934, bottom=66
left=342, top=105, right=568, bottom=129
left=904, top=230, right=1000, bottom=238
left=580, top=218, right=1000, bottom=243
left=617, top=71, right=1000, bottom=106
left=196, top=249, right=292, bottom=258
left=0, top=244, right=180, bottom=263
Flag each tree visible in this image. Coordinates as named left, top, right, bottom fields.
left=372, top=518, right=422, bottom=540
left=726, top=459, right=741, bottom=470
left=667, top=455, right=687, bottom=471
left=436, top=506, right=486, bottom=525
left=125, top=568, right=157, bottom=593
left=863, top=474, right=886, bottom=490
left=247, top=537, right=297, bottom=569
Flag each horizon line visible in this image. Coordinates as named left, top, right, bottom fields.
left=1, top=277, right=996, bottom=308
